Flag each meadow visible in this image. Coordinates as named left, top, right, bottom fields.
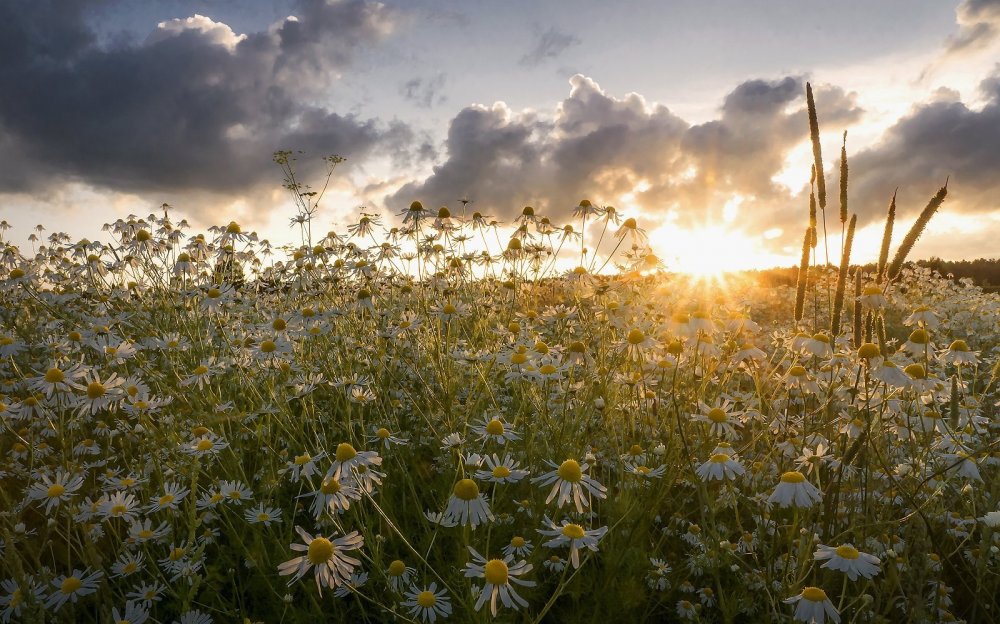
left=1, top=87, right=999, bottom=624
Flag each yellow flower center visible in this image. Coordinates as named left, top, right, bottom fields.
left=801, top=587, right=828, bottom=602
left=710, top=454, right=729, bottom=464
left=135, top=230, right=152, bottom=242
left=904, top=363, right=926, bottom=379
left=835, top=545, right=860, bottom=559
left=45, top=368, right=65, bottom=383
left=260, top=340, right=277, bottom=353
left=561, top=524, right=586, bottom=539
left=60, top=576, right=82, bottom=595
left=780, top=471, right=806, bottom=484
left=557, top=459, right=583, bottom=483
left=110, top=504, right=128, bottom=516
left=47, top=484, right=66, bottom=498
left=858, top=343, right=881, bottom=359
left=511, top=352, right=528, bottom=365
left=320, top=478, right=342, bottom=495
left=376, top=428, right=391, bottom=439
left=442, top=303, right=457, bottom=315
left=511, top=536, right=526, bottom=548
left=308, top=537, right=334, bottom=565
left=627, top=329, right=645, bottom=345
left=159, top=495, right=175, bottom=506
left=336, top=443, right=358, bottom=463
left=453, top=478, right=480, bottom=501
left=416, top=590, right=437, bottom=608
left=948, top=339, right=969, bottom=352
left=196, top=439, right=214, bottom=452
left=788, top=365, right=807, bottom=377
left=483, top=559, right=509, bottom=585
left=492, top=466, right=512, bottom=479
left=207, top=288, right=221, bottom=299
left=388, top=560, right=406, bottom=576
left=707, top=408, right=727, bottom=423
left=539, top=364, right=557, bottom=375
left=294, top=453, right=311, bottom=465
left=86, top=381, right=105, bottom=399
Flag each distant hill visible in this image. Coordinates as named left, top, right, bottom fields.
left=748, top=258, right=1000, bottom=292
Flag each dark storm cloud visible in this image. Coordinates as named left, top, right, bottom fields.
left=0, top=0, right=416, bottom=202
left=387, top=74, right=862, bottom=233
left=847, top=67, right=1000, bottom=224
left=519, top=26, right=581, bottom=68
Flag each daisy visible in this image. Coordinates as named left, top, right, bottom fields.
left=281, top=450, right=326, bottom=482
left=695, top=453, right=745, bottom=481
left=502, top=536, right=534, bottom=558
left=26, top=470, right=85, bottom=513
left=218, top=480, right=253, bottom=505
left=470, top=414, right=521, bottom=445
left=463, top=547, right=535, bottom=616
left=46, top=568, right=103, bottom=611
left=181, top=434, right=228, bottom=457
left=814, top=544, right=881, bottom=581
left=326, top=442, right=382, bottom=482
left=903, top=305, right=939, bottom=328
left=1, top=577, right=44, bottom=623
left=112, top=551, right=146, bottom=578
left=768, top=471, right=822, bottom=508
left=443, top=478, right=494, bottom=528
left=277, top=526, right=364, bottom=594
left=369, top=426, right=409, bottom=449
left=101, top=491, right=140, bottom=522
left=692, top=403, right=743, bottom=441
left=401, top=582, right=452, bottom=623
left=857, top=285, right=887, bottom=309
left=784, top=586, right=840, bottom=623
left=475, top=454, right=529, bottom=484
left=532, top=459, right=607, bottom=513
left=537, top=517, right=608, bottom=568
left=244, top=503, right=283, bottom=526
left=112, top=600, right=150, bottom=624
left=148, top=482, right=189, bottom=513
left=385, top=559, right=416, bottom=592
left=939, top=339, right=979, bottom=366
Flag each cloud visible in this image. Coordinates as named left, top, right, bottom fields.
left=848, top=66, right=1000, bottom=225
left=400, top=73, right=447, bottom=108
left=387, top=74, right=862, bottom=236
left=945, top=0, right=1000, bottom=56
left=519, top=26, right=580, bottom=68
left=0, top=0, right=418, bottom=219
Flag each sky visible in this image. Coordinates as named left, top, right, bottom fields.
left=2, top=0, right=1000, bottom=271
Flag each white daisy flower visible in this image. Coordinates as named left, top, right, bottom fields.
left=536, top=517, right=608, bottom=569
left=443, top=478, right=494, bottom=528
left=401, top=582, right=452, bottom=623
left=784, top=586, right=840, bottom=623
left=475, top=454, right=529, bottom=484
left=463, top=547, right=535, bottom=616
left=531, top=459, right=607, bottom=513
left=277, top=526, right=364, bottom=595
left=45, top=568, right=103, bottom=611
left=768, top=471, right=822, bottom=508
left=813, top=544, right=881, bottom=581
left=695, top=453, right=745, bottom=481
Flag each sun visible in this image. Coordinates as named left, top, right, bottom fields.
left=647, top=223, right=791, bottom=277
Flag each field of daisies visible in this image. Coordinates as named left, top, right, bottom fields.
left=2, top=193, right=1000, bottom=624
